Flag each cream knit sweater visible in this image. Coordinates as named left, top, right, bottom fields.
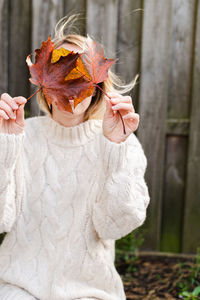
left=0, top=115, right=150, bottom=300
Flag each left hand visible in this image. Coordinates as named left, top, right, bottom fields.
left=102, top=92, right=140, bottom=143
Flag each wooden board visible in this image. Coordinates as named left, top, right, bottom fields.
left=0, top=0, right=9, bottom=244
left=183, top=0, right=200, bottom=253
left=30, top=0, right=64, bottom=116
left=137, top=0, right=172, bottom=251
left=64, top=0, right=86, bottom=35
left=86, top=0, right=119, bottom=67
left=160, top=136, right=187, bottom=252
left=0, top=0, right=9, bottom=94
left=9, top=0, right=31, bottom=116
left=160, top=0, right=196, bottom=253
left=116, top=0, right=142, bottom=113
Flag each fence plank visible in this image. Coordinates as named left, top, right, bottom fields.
left=0, top=0, right=9, bottom=94
left=64, top=0, right=86, bottom=35
left=86, top=0, right=119, bottom=63
left=160, top=136, right=188, bottom=252
left=160, top=0, right=196, bottom=253
left=0, top=0, right=9, bottom=246
left=30, top=0, right=64, bottom=116
left=116, top=0, right=142, bottom=113
left=137, top=0, right=172, bottom=251
left=183, top=0, right=200, bottom=253
left=9, top=0, right=31, bottom=117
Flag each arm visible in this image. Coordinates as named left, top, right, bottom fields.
left=0, top=132, right=25, bottom=233
left=92, top=132, right=150, bottom=240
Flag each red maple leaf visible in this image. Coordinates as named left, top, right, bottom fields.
left=26, top=36, right=94, bottom=112
left=26, top=35, right=126, bottom=133
left=79, top=35, right=116, bottom=84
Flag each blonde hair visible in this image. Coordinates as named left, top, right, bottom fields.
left=37, top=14, right=139, bottom=121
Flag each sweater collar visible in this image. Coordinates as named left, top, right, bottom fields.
left=40, top=116, right=103, bottom=146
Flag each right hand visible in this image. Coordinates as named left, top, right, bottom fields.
left=0, top=93, right=27, bottom=135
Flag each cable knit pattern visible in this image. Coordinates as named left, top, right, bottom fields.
left=0, top=132, right=25, bottom=233
left=0, top=116, right=150, bottom=300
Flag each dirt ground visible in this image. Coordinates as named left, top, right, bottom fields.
left=115, top=252, right=199, bottom=300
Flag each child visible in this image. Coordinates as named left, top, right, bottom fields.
left=0, top=15, right=150, bottom=300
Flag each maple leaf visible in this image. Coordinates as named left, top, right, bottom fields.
left=51, top=35, right=116, bottom=109
left=79, top=35, right=116, bottom=84
left=26, top=35, right=93, bottom=112
left=51, top=50, right=95, bottom=109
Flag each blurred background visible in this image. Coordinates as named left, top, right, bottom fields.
left=0, top=0, right=199, bottom=255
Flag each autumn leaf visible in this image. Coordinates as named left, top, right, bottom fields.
left=26, top=35, right=126, bottom=133
left=26, top=35, right=94, bottom=112
left=51, top=35, right=116, bottom=109
left=50, top=37, right=126, bottom=133
left=79, top=35, right=116, bottom=84
left=51, top=49, right=95, bottom=109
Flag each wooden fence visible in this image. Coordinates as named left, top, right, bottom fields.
left=0, top=0, right=199, bottom=254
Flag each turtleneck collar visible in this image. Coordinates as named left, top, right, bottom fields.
left=39, top=116, right=103, bottom=147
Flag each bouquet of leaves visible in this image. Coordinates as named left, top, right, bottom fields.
left=26, top=35, right=126, bottom=133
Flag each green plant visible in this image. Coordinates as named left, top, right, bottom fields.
left=177, top=247, right=200, bottom=299
left=179, top=286, right=200, bottom=299
left=115, top=226, right=148, bottom=253
left=115, top=226, right=148, bottom=273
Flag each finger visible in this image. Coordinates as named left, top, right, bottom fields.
left=0, top=100, right=16, bottom=119
left=109, top=94, right=132, bottom=104
left=13, top=96, right=27, bottom=105
left=122, top=112, right=139, bottom=121
left=106, top=92, right=123, bottom=98
left=1, top=93, right=27, bottom=108
left=0, top=109, right=9, bottom=120
left=15, top=103, right=25, bottom=124
left=1, top=93, right=19, bottom=110
left=111, top=103, right=134, bottom=112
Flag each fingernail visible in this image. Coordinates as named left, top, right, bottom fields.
left=13, top=104, right=18, bottom=109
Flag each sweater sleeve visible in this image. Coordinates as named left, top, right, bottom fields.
left=91, top=132, right=150, bottom=240
left=0, top=132, right=25, bottom=233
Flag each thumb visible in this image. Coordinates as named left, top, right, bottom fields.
left=15, top=103, right=25, bottom=124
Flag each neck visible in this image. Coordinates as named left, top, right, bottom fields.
left=52, top=105, right=85, bottom=127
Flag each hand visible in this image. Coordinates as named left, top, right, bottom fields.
left=102, top=92, right=140, bottom=143
left=0, top=93, right=27, bottom=135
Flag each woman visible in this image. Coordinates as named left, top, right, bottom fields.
left=0, top=15, right=150, bottom=300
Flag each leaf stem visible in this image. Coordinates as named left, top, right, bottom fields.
left=94, top=83, right=126, bottom=135
left=26, top=87, right=42, bottom=101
